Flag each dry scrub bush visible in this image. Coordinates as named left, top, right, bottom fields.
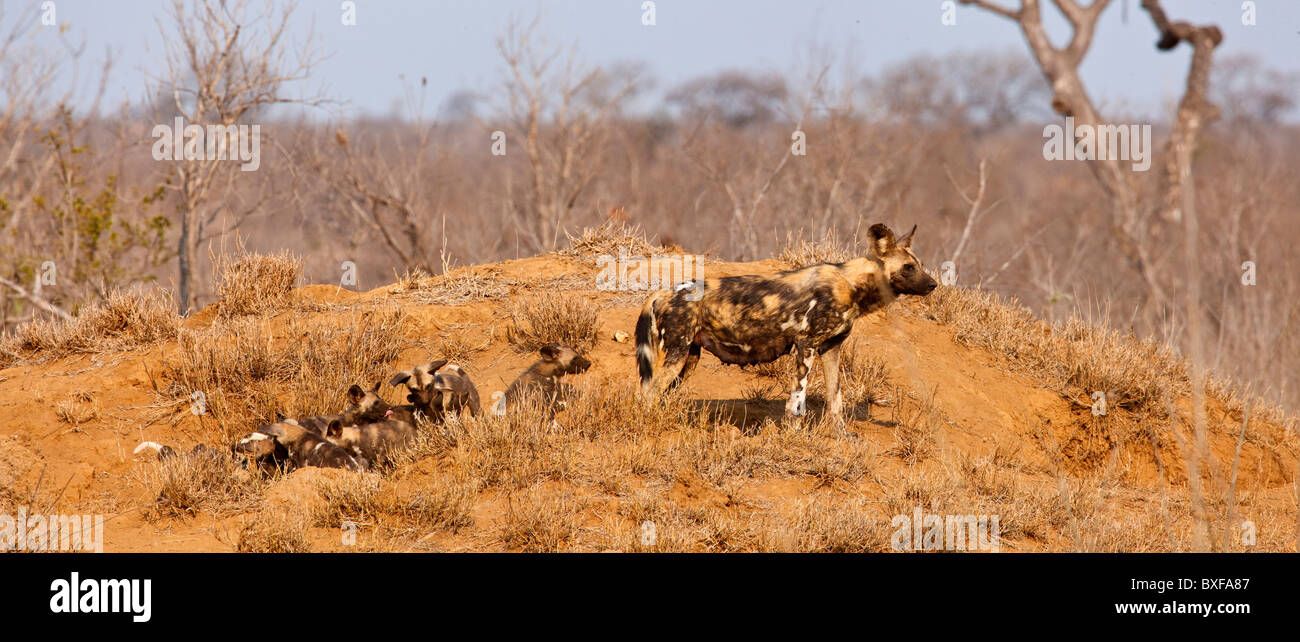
left=779, top=497, right=891, bottom=552
left=506, top=292, right=598, bottom=352
left=394, top=267, right=512, bottom=306
left=139, top=452, right=265, bottom=521
left=162, top=307, right=407, bottom=440
left=777, top=229, right=855, bottom=269
left=311, top=473, right=387, bottom=527
left=0, top=289, right=179, bottom=366
left=214, top=250, right=302, bottom=318
left=453, top=399, right=582, bottom=490
left=498, top=489, right=587, bottom=552
left=236, top=510, right=311, bottom=553
left=561, top=219, right=663, bottom=259
left=400, top=473, right=478, bottom=533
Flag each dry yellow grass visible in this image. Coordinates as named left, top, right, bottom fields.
left=161, top=307, right=408, bottom=441
left=506, top=292, right=599, bottom=352
left=214, top=249, right=303, bottom=318
left=0, top=289, right=179, bottom=366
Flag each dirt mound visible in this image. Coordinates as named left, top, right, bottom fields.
left=0, top=253, right=1295, bottom=552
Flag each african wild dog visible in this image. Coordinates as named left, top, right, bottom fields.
left=341, top=382, right=418, bottom=427
left=259, top=418, right=365, bottom=471
left=497, top=344, right=592, bottom=413
left=325, top=417, right=415, bottom=466
left=635, top=223, right=937, bottom=419
left=390, top=361, right=482, bottom=420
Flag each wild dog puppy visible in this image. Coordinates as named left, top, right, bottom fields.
left=230, top=432, right=293, bottom=473
left=340, top=382, right=418, bottom=427
left=636, top=223, right=937, bottom=420
left=296, top=413, right=343, bottom=436
left=325, top=417, right=415, bottom=467
left=259, top=418, right=365, bottom=472
left=390, top=361, right=482, bottom=420
left=498, top=344, right=592, bottom=412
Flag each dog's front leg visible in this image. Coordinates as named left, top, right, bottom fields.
left=786, top=343, right=814, bottom=418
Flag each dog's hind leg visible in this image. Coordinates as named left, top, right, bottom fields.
left=667, top=342, right=701, bottom=391
left=786, top=343, right=815, bottom=418
left=820, top=343, right=843, bottom=419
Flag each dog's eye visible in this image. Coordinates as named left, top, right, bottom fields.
left=902, top=264, right=916, bottom=273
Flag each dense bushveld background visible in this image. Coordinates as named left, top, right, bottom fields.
left=1, top=2, right=1297, bottom=416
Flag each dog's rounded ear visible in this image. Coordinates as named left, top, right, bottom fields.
left=896, top=224, right=917, bottom=249
left=868, top=223, right=896, bottom=256
left=346, top=385, right=366, bottom=404
left=425, top=359, right=449, bottom=375
left=539, top=344, right=561, bottom=361
left=389, top=371, right=413, bottom=387
left=370, top=380, right=381, bottom=393
left=326, top=419, right=342, bottom=438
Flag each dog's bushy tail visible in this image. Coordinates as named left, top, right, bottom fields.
left=635, top=291, right=664, bottom=393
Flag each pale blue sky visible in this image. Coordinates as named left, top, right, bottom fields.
left=18, top=0, right=1300, bottom=120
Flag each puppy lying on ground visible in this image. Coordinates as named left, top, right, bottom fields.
left=325, top=417, right=416, bottom=467
left=390, top=360, right=481, bottom=421
left=496, top=344, right=592, bottom=413
left=258, top=418, right=365, bottom=472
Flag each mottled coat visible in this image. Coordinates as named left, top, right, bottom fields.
left=635, top=223, right=937, bottom=418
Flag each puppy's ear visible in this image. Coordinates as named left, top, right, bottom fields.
left=389, top=371, right=413, bottom=387
left=346, top=385, right=366, bottom=405
left=896, top=224, right=917, bottom=249
left=370, top=380, right=381, bottom=393
left=539, top=344, right=561, bottom=361
left=868, top=224, right=896, bottom=257
left=424, top=360, right=449, bottom=375
left=326, top=419, right=343, bottom=439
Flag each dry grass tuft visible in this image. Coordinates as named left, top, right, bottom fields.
left=400, top=473, right=478, bottom=532
left=0, top=289, right=179, bottom=366
left=236, top=510, right=311, bottom=553
left=397, top=268, right=513, bottom=306
left=311, top=473, right=388, bottom=527
left=214, top=250, right=303, bottom=318
left=139, top=451, right=265, bottom=521
left=498, top=489, right=587, bottom=552
left=162, top=307, right=407, bottom=441
left=777, top=229, right=855, bottom=269
left=561, top=218, right=663, bottom=259
left=506, top=292, right=599, bottom=352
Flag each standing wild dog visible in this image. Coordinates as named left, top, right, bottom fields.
left=636, top=223, right=937, bottom=419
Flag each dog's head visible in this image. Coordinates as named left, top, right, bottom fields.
left=869, top=224, right=937, bottom=297
left=343, top=381, right=392, bottom=424
left=389, top=360, right=449, bottom=394
left=538, top=344, right=592, bottom=376
left=233, top=430, right=281, bottom=459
